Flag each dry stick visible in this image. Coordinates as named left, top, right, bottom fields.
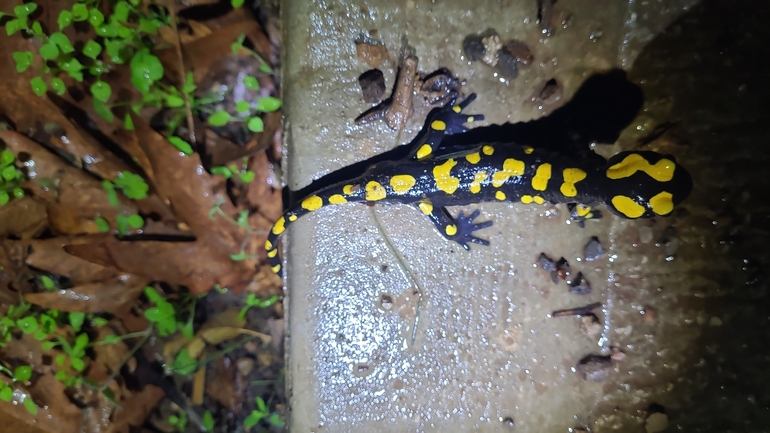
left=370, top=206, right=422, bottom=346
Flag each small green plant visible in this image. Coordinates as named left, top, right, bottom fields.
left=202, top=410, right=214, bottom=431
left=243, top=396, right=284, bottom=429
left=98, top=171, right=148, bottom=235
left=168, top=347, right=197, bottom=375
left=211, top=158, right=256, bottom=184
left=0, top=149, right=26, bottom=206
left=238, top=294, right=280, bottom=321
left=168, top=410, right=188, bottom=432
left=0, top=364, right=37, bottom=414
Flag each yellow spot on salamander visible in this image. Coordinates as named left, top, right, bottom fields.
left=531, top=163, right=552, bottom=191
left=265, top=240, right=273, bottom=250
left=329, top=194, right=347, bottom=204
left=521, top=195, right=533, bottom=204
left=390, top=175, right=416, bottom=194
left=271, top=264, right=281, bottom=274
left=267, top=249, right=278, bottom=258
left=524, top=146, right=534, bottom=154
left=465, top=152, right=481, bottom=164
left=452, top=105, right=462, bottom=113
left=289, top=214, right=298, bottom=221
left=433, top=158, right=460, bottom=194
left=445, top=224, right=457, bottom=236
left=431, top=120, right=446, bottom=131
left=560, top=168, right=587, bottom=197
left=533, top=196, right=545, bottom=204
left=470, top=171, right=488, bottom=194
left=482, top=145, right=494, bottom=156
left=606, top=153, right=675, bottom=182
left=495, top=191, right=506, bottom=201
left=418, top=201, right=433, bottom=215
left=343, top=184, right=358, bottom=195
left=417, top=144, right=433, bottom=160
left=492, top=158, right=525, bottom=187
left=467, top=116, right=474, bottom=122
left=365, top=181, right=387, bottom=201
left=649, top=191, right=674, bottom=215
left=271, top=217, right=286, bottom=235
left=611, top=195, right=646, bottom=218
left=301, top=195, right=323, bottom=211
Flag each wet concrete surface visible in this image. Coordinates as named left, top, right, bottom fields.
left=281, top=0, right=770, bottom=431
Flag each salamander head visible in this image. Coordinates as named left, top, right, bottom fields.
left=601, top=150, right=692, bottom=219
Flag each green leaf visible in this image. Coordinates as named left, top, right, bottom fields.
left=14, top=365, right=32, bottom=381
left=73, top=333, right=89, bottom=354
left=103, top=180, right=118, bottom=206
left=90, top=81, right=111, bottom=102
left=243, top=75, right=259, bottom=90
left=12, top=188, right=24, bottom=199
left=100, top=334, right=122, bottom=344
left=57, top=10, right=72, bottom=29
left=94, top=216, right=109, bottom=232
left=69, top=312, right=85, bottom=332
left=31, top=21, right=42, bottom=36
left=104, top=39, right=127, bottom=64
left=0, top=385, right=12, bottom=402
left=114, top=171, right=148, bottom=199
left=5, top=19, right=25, bottom=36
left=1, top=150, right=14, bottom=165
left=95, top=22, right=118, bottom=38
left=247, top=117, right=264, bottom=132
left=170, top=348, right=197, bottom=375
left=13, top=3, right=37, bottom=18
left=40, top=275, right=55, bottom=290
left=116, top=214, right=128, bottom=235
left=230, top=252, right=246, bottom=261
left=203, top=410, right=214, bottom=431
left=82, top=40, right=102, bottom=59
left=23, top=396, right=37, bottom=415
left=117, top=24, right=132, bottom=39
left=71, top=3, right=88, bottom=21
left=231, top=34, right=245, bottom=55
left=93, top=98, right=114, bottom=122
left=41, top=341, right=57, bottom=351
left=39, top=42, right=59, bottom=61
left=49, top=32, right=75, bottom=54
left=70, top=357, right=84, bottom=372
left=127, top=214, right=143, bottom=228
left=256, top=397, right=267, bottom=412
left=54, top=354, right=65, bottom=365
left=255, top=97, right=282, bottom=112
left=211, top=166, right=233, bottom=178
left=30, top=76, right=46, bottom=96
left=231, top=0, right=244, bottom=7
left=130, top=48, right=163, bottom=93
left=128, top=0, right=140, bottom=6
left=9, top=51, right=26, bottom=70
left=88, top=8, right=104, bottom=27
left=167, top=136, right=193, bottom=155
left=54, top=370, right=67, bottom=382
left=2, top=165, right=17, bottom=181
left=238, top=170, right=255, bottom=183
left=16, top=316, right=38, bottom=334
left=267, top=413, right=285, bottom=427
left=92, top=317, right=109, bottom=327
left=208, top=111, right=231, bottom=126
left=137, top=17, right=161, bottom=34
left=235, top=100, right=250, bottom=112
left=113, top=1, right=130, bottom=21
left=244, top=411, right=264, bottom=428
left=50, top=77, right=66, bottom=95
left=143, top=286, right=165, bottom=304
left=124, top=113, right=134, bottom=130
left=58, top=57, right=83, bottom=73
left=165, top=95, right=184, bottom=107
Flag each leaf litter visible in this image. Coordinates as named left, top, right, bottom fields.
left=0, top=0, right=286, bottom=430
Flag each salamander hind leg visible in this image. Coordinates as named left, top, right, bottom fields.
left=409, top=93, right=485, bottom=161
left=416, top=201, right=494, bottom=250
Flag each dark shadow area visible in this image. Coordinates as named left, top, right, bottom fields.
left=621, top=0, right=770, bottom=431
left=285, top=69, right=643, bottom=208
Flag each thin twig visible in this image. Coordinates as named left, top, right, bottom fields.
left=168, top=6, right=196, bottom=145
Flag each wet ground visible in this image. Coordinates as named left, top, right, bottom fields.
left=281, top=0, right=770, bottom=431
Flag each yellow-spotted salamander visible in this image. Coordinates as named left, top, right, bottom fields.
left=266, top=94, right=692, bottom=277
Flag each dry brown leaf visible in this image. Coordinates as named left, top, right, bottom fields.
left=24, top=372, right=84, bottom=432
left=25, top=237, right=122, bottom=285
left=191, top=365, right=206, bottom=405
left=0, top=197, right=47, bottom=239
left=111, top=384, right=165, bottom=433
left=204, top=356, right=244, bottom=411
left=87, top=326, right=131, bottom=385
left=23, top=274, right=147, bottom=314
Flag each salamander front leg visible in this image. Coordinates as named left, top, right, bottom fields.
left=408, top=93, right=485, bottom=161
left=567, top=203, right=603, bottom=228
left=416, top=201, right=493, bottom=249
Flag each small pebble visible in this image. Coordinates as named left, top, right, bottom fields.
left=236, top=357, right=254, bottom=376
left=583, top=236, right=605, bottom=261
left=645, top=412, right=669, bottom=433
left=359, top=69, right=386, bottom=103
left=576, top=354, right=613, bottom=382
left=638, top=226, right=653, bottom=243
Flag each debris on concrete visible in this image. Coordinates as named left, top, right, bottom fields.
left=358, top=69, right=386, bottom=103
left=355, top=31, right=388, bottom=68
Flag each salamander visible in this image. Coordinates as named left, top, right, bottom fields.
left=265, top=94, right=692, bottom=278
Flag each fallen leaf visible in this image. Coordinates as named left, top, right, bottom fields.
left=0, top=198, right=47, bottom=239
left=24, top=237, right=122, bottom=285
left=23, top=274, right=147, bottom=313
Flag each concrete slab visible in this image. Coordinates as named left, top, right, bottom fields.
left=280, top=0, right=769, bottom=431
